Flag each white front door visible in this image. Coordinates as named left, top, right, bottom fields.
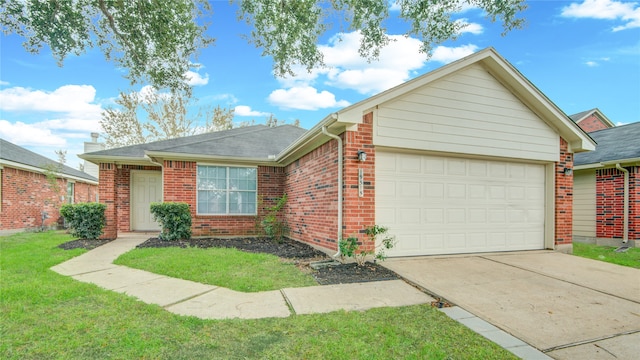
left=131, top=171, right=162, bottom=231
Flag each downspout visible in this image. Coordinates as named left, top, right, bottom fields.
left=322, top=123, right=343, bottom=257
left=615, top=164, right=629, bottom=243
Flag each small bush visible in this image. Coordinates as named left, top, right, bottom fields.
left=150, top=202, right=192, bottom=241
left=261, top=194, right=288, bottom=242
left=60, top=203, right=107, bottom=240
left=339, top=225, right=396, bottom=266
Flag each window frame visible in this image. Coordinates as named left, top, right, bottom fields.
left=196, top=164, right=258, bottom=216
left=66, top=181, right=75, bottom=204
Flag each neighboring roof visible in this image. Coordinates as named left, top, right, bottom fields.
left=569, top=108, right=615, bottom=128
left=0, top=138, right=98, bottom=183
left=574, top=122, right=640, bottom=167
left=81, top=125, right=308, bottom=165
left=278, top=47, right=595, bottom=165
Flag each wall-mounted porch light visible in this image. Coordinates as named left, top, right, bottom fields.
left=564, top=167, right=573, bottom=176
left=357, top=150, right=367, bottom=162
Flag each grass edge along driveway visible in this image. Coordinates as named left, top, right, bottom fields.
left=0, top=231, right=517, bottom=359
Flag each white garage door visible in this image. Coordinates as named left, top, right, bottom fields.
left=131, top=171, right=162, bottom=231
left=376, top=152, right=546, bottom=256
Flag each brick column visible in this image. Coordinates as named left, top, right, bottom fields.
left=342, top=112, right=376, bottom=252
left=99, top=163, right=117, bottom=239
left=555, top=138, right=573, bottom=252
left=630, top=167, right=640, bottom=240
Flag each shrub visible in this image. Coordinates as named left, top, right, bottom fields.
left=60, top=203, right=107, bottom=240
left=339, top=225, right=396, bottom=266
left=150, top=202, right=192, bottom=241
left=260, top=194, right=288, bottom=242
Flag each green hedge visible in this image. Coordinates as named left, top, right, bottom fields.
left=150, top=202, right=192, bottom=241
left=60, top=203, right=107, bottom=240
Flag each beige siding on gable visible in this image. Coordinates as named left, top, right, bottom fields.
left=573, top=170, right=596, bottom=237
left=374, top=64, right=560, bottom=162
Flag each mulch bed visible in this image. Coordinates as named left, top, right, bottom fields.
left=58, top=236, right=401, bottom=285
left=58, top=238, right=115, bottom=250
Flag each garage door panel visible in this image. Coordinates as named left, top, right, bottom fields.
left=377, top=152, right=545, bottom=256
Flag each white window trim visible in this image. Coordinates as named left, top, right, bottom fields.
left=67, top=180, right=75, bottom=204
left=196, top=164, right=258, bottom=216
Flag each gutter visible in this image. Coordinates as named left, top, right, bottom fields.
left=615, top=164, right=629, bottom=243
left=322, top=122, right=343, bottom=258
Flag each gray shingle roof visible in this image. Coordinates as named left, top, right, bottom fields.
left=574, top=122, right=640, bottom=166
left=85, top=125, right=308, bottom=160
left=569, top=109, right=596, bottom=122
left=0, top=138, right=98, bottom=182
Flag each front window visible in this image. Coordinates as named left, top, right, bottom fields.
left=67, top=182, right=75, bottom=204
left=197, top=165, right=257, bottom=215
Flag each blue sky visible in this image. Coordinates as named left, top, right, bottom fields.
left=1, top=0, right=639, bottom=169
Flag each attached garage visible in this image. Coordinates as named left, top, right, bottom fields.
left=366, top=58, right=569, bottom=257
left=377, top=152, right=547, bottom=256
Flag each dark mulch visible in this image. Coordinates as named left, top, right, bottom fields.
left=311, top=262, right=399, bottom=285
left=136, top=237, right=327, bottom=259
left=58, top=238, right=115, bottom=250
left=59, top=236, right=401, bottom=285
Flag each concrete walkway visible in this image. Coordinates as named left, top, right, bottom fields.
left=383, top=251, right=640, bottom=360
left=51, top=233, right=432, bottom=320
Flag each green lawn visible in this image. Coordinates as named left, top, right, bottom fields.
left=573, top=242, right=640, bottom=269
left=1, top=231, right=517, bottom=359
left=114, top=246, right=318, bottom=292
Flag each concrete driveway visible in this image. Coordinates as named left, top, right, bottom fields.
left=382, top=251, right=640, bottom=359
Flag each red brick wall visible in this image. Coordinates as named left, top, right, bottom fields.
left=284, top=139, right=340, bottom=250
left=163, top=160, right=285, bottom=236
left=555, top=137, right=573, bottom=245
left=342, top=112, right=376, bottom=251
left=597, top=166, right=639, bottom=240
left=0, top=166, right=97, bottom=232
left=630, top=166, right=640, bottom=240
left=577, top=115, right=610, bottom=133
left=99, top=163, right=118, bottom=239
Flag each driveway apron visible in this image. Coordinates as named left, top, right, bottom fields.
left=382, top=251, right=640, bottom=356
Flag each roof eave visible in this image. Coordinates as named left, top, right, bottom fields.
left=144, top=151, right=280, bottom=167
left=574, top=157, right=640, bottom=170
left=478, top=50, right=596, bottom=153
left=79, top=154, right=156, bottom=167
left=0, top=159, right=98, bottom=184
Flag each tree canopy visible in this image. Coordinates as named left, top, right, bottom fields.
left=99, top=89, right=235, bottom=148
left=1, top=0, right=526, bottom=91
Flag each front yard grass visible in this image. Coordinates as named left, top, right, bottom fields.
left=1, top=231, right=517, bottom=359
left=573, top=242, right=640, bottom=269
left=114, top=246, right=318, bottom=292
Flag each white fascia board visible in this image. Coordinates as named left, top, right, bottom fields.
left=79, top=154, right=156, bottom=167
left=144, top=151, right=279, bottom=167
left=0, top=159, right=98, bottom=185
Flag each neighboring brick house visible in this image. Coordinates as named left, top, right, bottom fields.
left=570, top=108, right=615, bottom=133
left=82, top=48, right=595, bottom=255
left=573, top=122, right=640, bottom=247
left=0, top=139, right=99, bottom=234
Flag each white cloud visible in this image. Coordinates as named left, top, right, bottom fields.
left=585, top=61, right=599, bottom=67
left=561, top=0, right=640, bottom=31
left=0, top=80, right=9, bottom=86
left=456, top=19, right=484, bottom=35
left=0, top=84, right=103, bottom=169
left=234, top=105, right=270, bottom=117
left=430, top=44, right=479, bottom=63
left=0, top=85, right=102, bottom=118
left=185, top=70, right=209, bottom=86
left=268, top=86, right=350, bottom=110
left=0, top=120, right=67, bottom=147
left=317, top=32, right=430, bottom=94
